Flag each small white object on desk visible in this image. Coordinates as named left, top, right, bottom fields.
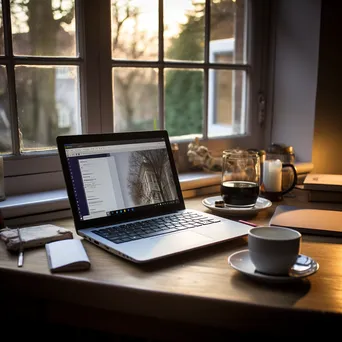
left=45, top=239, right=91, bottom=273
left=263, top=159, right=282, bottom=192
left=17, top=227, right=24, bottom=267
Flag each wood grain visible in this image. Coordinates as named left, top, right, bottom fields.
left=1, top=188, right=342, bottom=339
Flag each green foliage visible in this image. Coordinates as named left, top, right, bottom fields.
left=165, top=69, right=203, bottom=136
left=127, top=118, right=156, bottom=132
left=165, top=7, right=204, bottom=136
left=164, top=0, right=237, bottom=136
left=166, top=12, right=204, bottom=61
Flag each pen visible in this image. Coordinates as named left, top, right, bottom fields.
left=238, top=220, right=258, bottom=227
left=17, top=227, right=24, bottom=267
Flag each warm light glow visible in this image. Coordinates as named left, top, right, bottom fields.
left=112, top=0, right=203, bottom=38
left=10, top=0, right=75, bottom=34
left=111, top=0, right=206, bottom=57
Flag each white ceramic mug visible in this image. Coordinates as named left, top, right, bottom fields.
left=261, top=159, right=297, bottom=201
left=248, top=226, right=302, bottom=275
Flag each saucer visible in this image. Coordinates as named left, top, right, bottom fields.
left=202, top=196, right=272, bottom=217
left=228, top=249, right=319, bottom=283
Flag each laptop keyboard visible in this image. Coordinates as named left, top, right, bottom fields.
left=92, top=212, right=221, bottom=244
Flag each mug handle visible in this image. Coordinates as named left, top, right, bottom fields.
left=281, top=163, right=297, bottom=195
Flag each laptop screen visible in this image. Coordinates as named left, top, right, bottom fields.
left=58, top=131, right=185, bottom=229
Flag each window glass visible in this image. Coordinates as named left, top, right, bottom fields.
left=164, top=0, right=204, bottom=62
left=165, top=68, right=203, bottom=138
left=210, top=0, right=246, bottom=64
left=112, top=67, right=158, bottom=132
left=0, top=4, right=4, bottom=55
left=111, top=0, right=158, bottom=61
left=208, top=69, right=247, bottom=138
left=15, top=65, right=80, bottom=151
left=1, top=0, right=259, bottom=188
left=10, top=0, right=76, bottom=57
left=0, top=66, right=11, bottom=154
left=109, top=0, right=250, bottom=140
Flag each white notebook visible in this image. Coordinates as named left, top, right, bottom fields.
left=269, top=205, right=342, bottom=237
left=46, top=239, right=91, bottom=273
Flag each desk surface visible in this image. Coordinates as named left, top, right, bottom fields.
left=1, top=188, right=342, bottom=339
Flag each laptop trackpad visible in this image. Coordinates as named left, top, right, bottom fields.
left=124, top=231, right=213, bottom=262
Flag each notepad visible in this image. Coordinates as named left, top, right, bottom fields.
left=46, top=239, right=91, bottom=273
left=269, top=205, right=342, bottom=237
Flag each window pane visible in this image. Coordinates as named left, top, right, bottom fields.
left=15, top=66, right=80, bottom=151
left=11, top=0, right=76, bottom=57
left=111, top=0, right=158, bottom=61
left=0, top=4, right=4, bottom=55
left=210, top=0, right=246, bottom=64
left=164, top=0, right=204, bottom=62
left=112, top=67, right=158, bottom=132
left=0, top=66, right=12, bottom=153
left=208, top=69, right=247, bottom=138
left=165, top=68, right=203, bottom=137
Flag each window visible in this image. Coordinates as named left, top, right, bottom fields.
left=110, top=0, right=252, bottom=140
left=0, top=0, right=268, bottom=197
left=0, top=0, right=84, bottom=195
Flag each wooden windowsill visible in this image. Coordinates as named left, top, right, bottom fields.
left=0, top=172, right=221, bottom=226
left=0, top=162, right=313, bottom=226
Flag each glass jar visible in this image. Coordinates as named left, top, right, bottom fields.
left=221, top=149, right=260, bottom=207
left=266, top=143, right=295, bottom=164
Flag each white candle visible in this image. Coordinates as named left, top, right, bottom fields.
left=263, top=159, right=282, bottom=192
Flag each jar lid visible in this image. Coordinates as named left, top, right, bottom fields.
left=247, top=148, right=266, bottom=156
left=267, top=143, right=294, bottom=155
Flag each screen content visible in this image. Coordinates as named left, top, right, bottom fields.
left=64, top=139, right=180, bottom=221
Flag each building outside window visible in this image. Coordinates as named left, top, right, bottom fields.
left=0, top=0, right=268, bottom=200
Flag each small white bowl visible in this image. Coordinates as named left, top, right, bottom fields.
left=248, top=226, right=302, bottom=276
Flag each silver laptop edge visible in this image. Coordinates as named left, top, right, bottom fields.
left=79, top=209, right=249, bottom=263
left=57, top=131, right=249, bottom=263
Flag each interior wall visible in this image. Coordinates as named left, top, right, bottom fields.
left=269, top=0, right=321, bottom=163
left=311, top=0, right=342, bottom=174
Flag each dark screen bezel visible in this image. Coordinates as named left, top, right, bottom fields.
left=56, top=130, right=185, bottom=232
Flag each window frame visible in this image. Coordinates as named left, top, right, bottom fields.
left=208, top=38, right=241, bottom=136
left=1, top=0, right=271, bottom=197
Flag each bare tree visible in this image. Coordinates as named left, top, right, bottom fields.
left=128, top=176, right=151, bottom=205
left=8, top=0, right=74, bottom=148
left=112, top=0, right=158, bottom=131
left=127, top=149, right=174, bottom=205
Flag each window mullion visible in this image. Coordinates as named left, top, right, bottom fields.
left=2, top=0, right=20, bottom=155
left=99, top=0, right=113, bottom=133
left=158, top=0, right=164, bottom=129
left=2, top=0, right=12, bottom=57
left=75, top=0, right=83, bottom=59
left=203, top=0, right=211, bottom=139
left=80, top=0, right=108, bottom=133
left=74, top=0, right=86, bottom=134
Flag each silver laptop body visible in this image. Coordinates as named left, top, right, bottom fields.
left=57, top=130, right=249, bottom=263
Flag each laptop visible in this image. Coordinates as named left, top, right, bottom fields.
left=56, top=130, right=250, bottom=263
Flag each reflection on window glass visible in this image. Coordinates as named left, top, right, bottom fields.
left=210, top=0, right=246, bottom=64
left=10, top=0, right=76, bottom=57
left=15, top=66, right=80, bottom=151
left=0, top=66, right=11, bottom=154
left=165, top=69, right=203, bottom=137
left=208, top=69, right=246, bottom=138
left=0, top=5, right=4, bottom=55
left=112, top=67, right=158, bottom=132
left=111, top=0, right=158, bottom=61
left=164, top=0, right=204, bottom=62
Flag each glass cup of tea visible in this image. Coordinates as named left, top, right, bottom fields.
left=221, top=149, right=260, bottom=207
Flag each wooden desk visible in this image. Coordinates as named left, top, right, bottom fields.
left=1, top=189, right=342, bottom=340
